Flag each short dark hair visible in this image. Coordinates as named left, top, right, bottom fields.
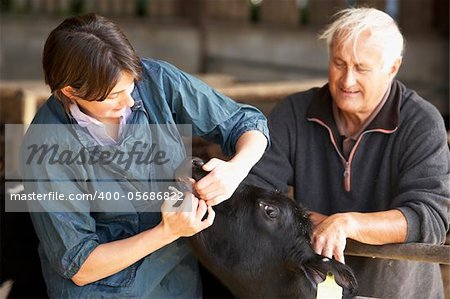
left=42, top=13, right=142, bottom=105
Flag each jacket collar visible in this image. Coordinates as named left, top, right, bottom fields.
left=306, top=80, right=401, bottom=133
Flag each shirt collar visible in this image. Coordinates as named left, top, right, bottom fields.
left=307, top=80, right=400, bottom=134
left=69, top=102, right=133, bottom=145
left=69, top=102, right=132, bottom=127
left=332, top=84, right=391, bottom=140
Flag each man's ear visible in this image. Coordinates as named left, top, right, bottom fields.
left=60, top=86, right=77, bottom=100
left=388, top=57, right=402, bottom=79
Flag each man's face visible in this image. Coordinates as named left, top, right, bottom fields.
left=328, top=30, right=400, bottom=120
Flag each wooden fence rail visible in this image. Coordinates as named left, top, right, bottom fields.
left=346, top=240, right=450, bottom=265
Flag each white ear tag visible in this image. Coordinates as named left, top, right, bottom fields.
left=315, top=272, right=343, bottom=299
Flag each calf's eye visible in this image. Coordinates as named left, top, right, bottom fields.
left=259, top=202, right=279, bottom=219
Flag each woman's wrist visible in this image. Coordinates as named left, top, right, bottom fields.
left=154, top=221, right=180, bottom=244
left=230, top=130, right=268, bottom=168
left=231, top=130, right=268, bottom=174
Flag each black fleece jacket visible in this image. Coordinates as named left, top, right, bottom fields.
left=248, top=80, right=449, bottom=298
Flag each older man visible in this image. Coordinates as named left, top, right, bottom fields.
left=248, top=7, right=449, bottom=298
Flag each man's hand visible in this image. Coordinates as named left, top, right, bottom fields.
left=310, top=213, right=354, bottom=264
left=308, top=210, right=407, bottom=264
left=308, top=211, right=327, bottom=227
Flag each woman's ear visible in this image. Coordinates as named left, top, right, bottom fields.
left=60, top=86, right=77, bottom=101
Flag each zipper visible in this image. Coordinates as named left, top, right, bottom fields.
left=307, top=118, right=349, bottom=190
left=343, top=161, right=350, bottom=191
left=307, top=118, right=398, bottom=192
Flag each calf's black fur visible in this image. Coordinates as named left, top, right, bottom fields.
left=176, top=157, right=358, bottom=299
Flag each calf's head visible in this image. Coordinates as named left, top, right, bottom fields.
left=176, top=157, right=358, bottom=298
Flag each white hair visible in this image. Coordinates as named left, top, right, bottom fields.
left=319, top=7, right=404, bottom=71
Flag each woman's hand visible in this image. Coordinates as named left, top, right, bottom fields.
left=161, top=191, right=215, bottom=238
left=194, top=130, right=268, bottom=206
left=194, top=158, right=247, bottom=206
left=72, top=191, right=215, bottom=286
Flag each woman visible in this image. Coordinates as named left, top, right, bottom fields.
left=20, top=13, right=268, bottom=298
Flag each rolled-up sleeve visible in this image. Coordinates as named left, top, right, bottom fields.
left=202, top=105, right=269, bottom=156
left=157, top=60, right=270, bottom=156
left=29, top=210, right=99, bottom=279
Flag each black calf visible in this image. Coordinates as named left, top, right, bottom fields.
left=176, top=157, right=358, bottom=299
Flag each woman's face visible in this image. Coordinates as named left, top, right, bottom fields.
left=72, top=72, right=135, bottom=123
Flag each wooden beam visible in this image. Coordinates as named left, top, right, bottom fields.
left=345, top=240, right=450, bottom=265
left=217, top=79, right=327, bottom=102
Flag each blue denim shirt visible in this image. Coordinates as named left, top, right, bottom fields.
left=20, top=59, right=269, bottom=298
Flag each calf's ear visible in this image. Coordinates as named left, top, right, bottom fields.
left=301, top=255, right=358, bottom=299
left=175, top=156, right=207, bottom=183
